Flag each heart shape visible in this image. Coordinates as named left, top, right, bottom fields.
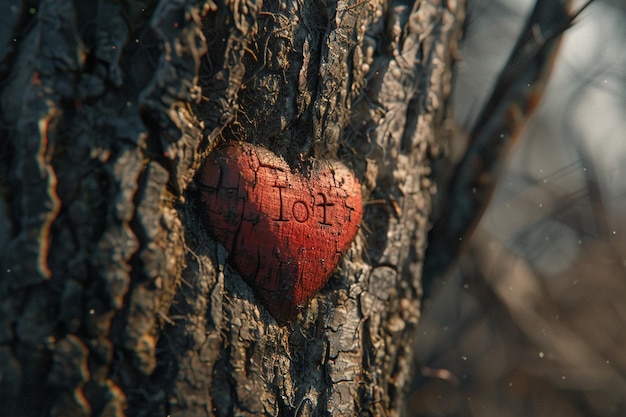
left=198, top=142, right=362, bottom=321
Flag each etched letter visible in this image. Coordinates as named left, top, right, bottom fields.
left=272, top=183, right=288, bottom=221
left=292, top=201, right=310, bottom=223
left=316, top=193, right=335, bottom=226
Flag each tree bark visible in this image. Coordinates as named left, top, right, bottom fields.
left=0, top=0, right=464, bottom=416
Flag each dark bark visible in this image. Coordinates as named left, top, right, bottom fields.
left=0, top=0, right=464, bottom=416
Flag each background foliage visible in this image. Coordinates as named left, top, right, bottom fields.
left=412, top=1, right=626, bottom=416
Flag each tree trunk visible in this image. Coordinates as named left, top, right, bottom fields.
left=0, top=0, right=464, bottom=416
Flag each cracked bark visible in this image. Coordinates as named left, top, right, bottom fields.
left=0, top=0, right=464, bottom=416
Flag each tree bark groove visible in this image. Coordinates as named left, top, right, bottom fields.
left=0, top=0, right=464, bottom=416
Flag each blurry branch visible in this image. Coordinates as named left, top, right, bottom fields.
left=423, top=0, right=595, bottom=295
left=485, top=227, right=626, bottom=391
left=413, top=199, right=626, bottom=416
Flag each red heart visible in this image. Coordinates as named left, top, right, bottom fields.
left=198, top=142, right=362, bottom=321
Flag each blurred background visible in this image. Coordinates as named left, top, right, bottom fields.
left=411, top=0, right=626, bottom=416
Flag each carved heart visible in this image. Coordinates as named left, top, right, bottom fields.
left=199, top=142, right=362, bottom=322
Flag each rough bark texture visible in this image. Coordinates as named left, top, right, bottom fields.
left=0, top=0, right=464, bottom=416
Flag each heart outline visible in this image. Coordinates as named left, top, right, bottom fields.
left=199, top=142, right=362, bottom=321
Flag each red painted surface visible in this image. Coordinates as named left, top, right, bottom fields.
left=199, top=142, right=362, bottom=321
